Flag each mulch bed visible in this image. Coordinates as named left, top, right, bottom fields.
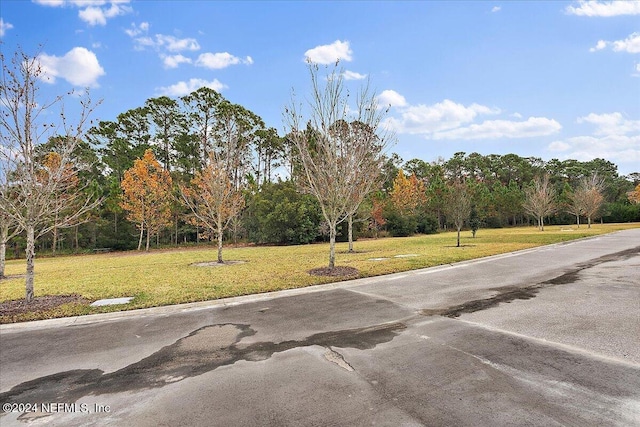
left=308, top=266, right=360, bottom=277
left=0, top=294, right=89, bottom=318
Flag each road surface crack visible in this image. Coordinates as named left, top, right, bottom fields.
left=324, top=347, right=355, bottom=372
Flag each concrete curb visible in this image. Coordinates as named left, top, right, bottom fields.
left=0, top=231, right=617, bottom=332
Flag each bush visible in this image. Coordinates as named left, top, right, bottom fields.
left=417, top=215, right=438, bottom=234
left=602, top=202, right=640, bottom=223
left=385, top=210, right=418, bottom=237
left=245, top=180, right=322, bottom=245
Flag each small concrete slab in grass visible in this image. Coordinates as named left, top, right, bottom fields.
left=191, top=260, right=246, bottom=267
left=368, top=257, right=390, bottom=261
left=90, top=297, right=134, bottom=307
left=393, top=254, right=419, bottom=258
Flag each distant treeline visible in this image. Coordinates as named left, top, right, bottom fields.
left=4, top=88, right=640, bottom=258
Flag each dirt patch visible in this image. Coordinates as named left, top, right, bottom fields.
left=308, top=266, right=359, bottom=277
left=338, top=250, right=370, bottom=254
left=0, top=274, right=26, bottom=281
left=0, top=294, right=89, bottom=318
left=191, top=260, right=247, bottom=267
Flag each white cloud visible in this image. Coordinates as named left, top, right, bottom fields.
left=195, top=52, right=252, bottom=69
left=566, top=1, right=640, bottom=17
left=385, top=99, right=500, bottom=134
left=511, top=112, right=523, bottom=119
left=548, top=141, right=571, bottom=152
left=304, top=40, right=353, bottom=64
left=155, top=34, right=200, bottom=52
left=491, top=6, right=501, bottom=12
left=591, top=32, right=640, bottom=53
left=548, top=134, right=640, bottom=163
left=377, top=90, right=407, bottom=108
left=130, top=33, right=200, bottom=53
left=589, top=40, right=608, bottom=52
left=38, top=47, right=105, bottom=87
left=162, top=54, right=192, bottom=69
left=547, top=111, right=640, bottom=166
left=34, top=1, right=132, bottom=25
left=432, top=117, right=562, bottom=140
left=32, top=0, right=66, bottom=6
left=156, top=78, right=227, bottom=97
left=343, top=70, right=366, bottom=80
left=125, top=21, right=149, bottom=37
left=0, top=18, right=13, bottom=37
left=577, top=112, right=640, bottom=135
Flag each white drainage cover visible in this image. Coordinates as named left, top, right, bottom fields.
left=90, top=297, right=134, bottom=307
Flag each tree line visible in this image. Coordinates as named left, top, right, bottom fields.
left=2, top=49, right=640, bottom=301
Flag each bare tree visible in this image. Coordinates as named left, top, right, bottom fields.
left=444, top=179, right=472, bottom=247
left=181, top=154, right=245, bottom=263
left=523, top=173, right=556, bottom=231
left=0, top=48, right=101, bottom=302
left=577, top=174, right=605, bottom=228
left=284, top=63, right=390, bottom=268
left=566, top=174, right=605, bottom=229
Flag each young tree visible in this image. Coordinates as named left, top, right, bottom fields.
left=40, top=152, right=81, bottom=253
left=368, top=197, right=386, bottom=239
left=181, top=155, right=245, bottom=263
left=120, top=149, right=173, bottom=251
left=0, top=49, right=101, bottom=302
left=628, top=183, right=640, bottom=204
left=0, top=173, right=22, bottom=278
left=523, top=174, right=556, bottom=231
left=284, top=63, right=390, bottom=269
left=444, top=180, right=472, bottom=247
left=390, top=169, right=426, bottom=216
left=572, top=174, right=605, bottom=228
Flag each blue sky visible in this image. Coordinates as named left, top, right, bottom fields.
left=1, top=0, right=639, bottom=175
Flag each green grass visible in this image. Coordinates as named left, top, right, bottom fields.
left=1, top=223, right=638, bottom=323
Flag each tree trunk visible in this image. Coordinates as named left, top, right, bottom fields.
left=587, top=216, right=592, bottom=229
left=52, top=225, right=58, bottom=255
left=137, top=225, right=144, bottom=251
left=74, top=225, right=79, bottom=252
left=348, top=214, right=354, bottom=253
left=540, top=216, right=544, bottom=231
left=146, top=228, right=151, bottom=252
left=456, top=226, right=461, bottom=247
left=329, top=224, right=336, bottom=269
left=217, top=219, right=224, bottom=263
left=0, top=228, right=6, bottom=279
left=576, top=215, right=580, bottom=228
left=25, top=225, right=35, bottom=303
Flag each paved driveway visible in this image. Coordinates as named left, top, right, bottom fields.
left=1, top=228, right=639, bottom=426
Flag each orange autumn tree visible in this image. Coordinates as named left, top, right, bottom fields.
left=628, top=183, right=640, bottom=204
left=39, top=152, right=80, bottom=254
left=181, top=155, right=245, bottom=263
left=120, top=149, right=173, bottom=251
left=390, top=169, right=426, bottom=216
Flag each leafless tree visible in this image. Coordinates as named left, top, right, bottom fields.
left=284, top=63, right=391, bottom=268
left=523, top=173, right=556, bottom=231
left=0, top=172, right=22, bottom=279
left=444, top=179, right=472, bottom=247
left=180, top=154, right=245, bottom=263
left=0, top=48, right=101, bottom=302
left=576, top=174, right=604, bottom=228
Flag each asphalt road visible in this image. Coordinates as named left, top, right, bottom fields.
left=1, top=228, right=639, bottom=426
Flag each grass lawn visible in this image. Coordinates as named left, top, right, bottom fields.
left=1, top=223, right=638, bottom=323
